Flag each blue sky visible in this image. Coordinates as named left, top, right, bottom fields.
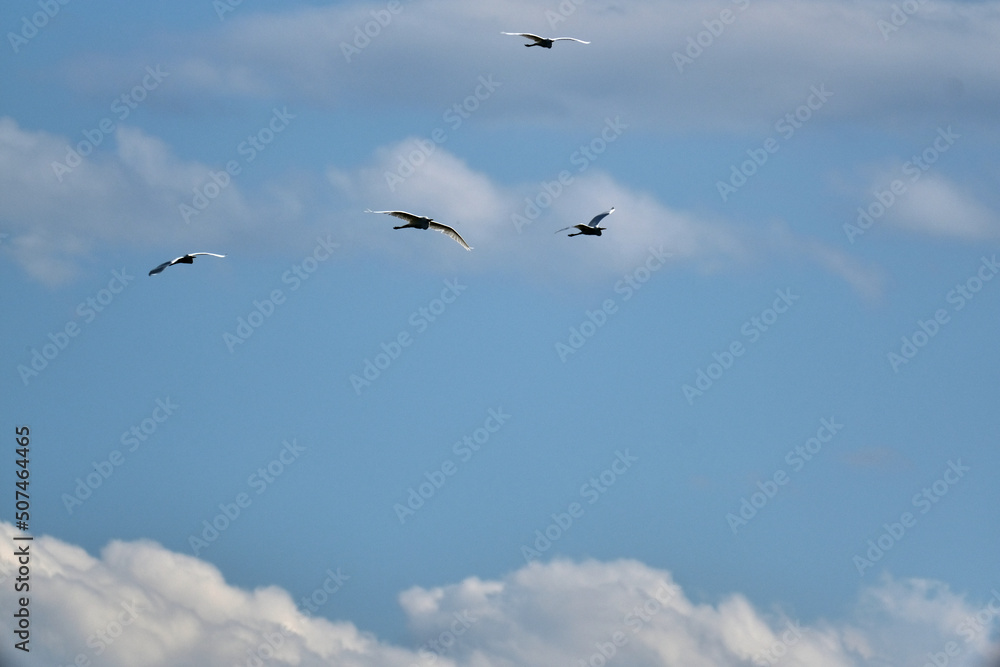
left=2, top=0, right=1000, bottom=665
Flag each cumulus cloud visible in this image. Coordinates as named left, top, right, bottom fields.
left=0, top=522, right=416, bottom=667
left=1, top=522, right=997, bottom=667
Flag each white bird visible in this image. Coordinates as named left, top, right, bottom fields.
left=501, top=32, right=590, bottom=48
left=555, top=207, right=616, bottom=237
left=365, top=210, right=472, bottom=251
left=148, top=252, right=226, bottom=276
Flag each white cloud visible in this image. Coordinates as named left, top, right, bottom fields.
left=0, top=117, right=316, bottom=285
left=764, top=220, right=885, bottom=302
left=63, top=0, right=1000, bottom=132
left=0, top=117, right=879, bottom=296
left=331, top=138, right=881, bottom=296
left=1, top=522, right=997, bottom=667
left=328, top=136, right=749, bottom=282
left=0, top=522, right=415, bottom=667
left=888, top=174, right=999, bottom=240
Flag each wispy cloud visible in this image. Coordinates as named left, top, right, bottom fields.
left=0, top=117, right=312, bottom=285
left=1, top=116, right=884, bottom=297
left=889, top=174, right=999, bottom=240
left=59, top=0, right=1000, bottom=132
left=332, top=139, right=882, bottom=296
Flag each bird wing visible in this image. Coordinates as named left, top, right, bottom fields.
left=502, top=32, right=544, bottom=41
left=365, top=209, right=424, bottom=225
left=554, top=225, right=584, bottom=234
left=587, top=207, right=615, bottom=227
left=428, top=221, right=473, bottom=250
left=149, top=252, right=226, bottom=276
left=148, top=261, right=172, bottom=276
left=551, top=37, right=590, bottom=43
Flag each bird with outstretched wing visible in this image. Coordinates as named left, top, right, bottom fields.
left=501, top=32, right=590, bottom=48
left=148, top=252, right=226, bottom=276
left=555, top=207, right=616, bottom=237
left=365, top=210, right=472, bottom=251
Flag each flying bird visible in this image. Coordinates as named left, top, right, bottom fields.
left=148, top=252, right=226, bottom=276
left=501, top=32, right=590, bottom=48
left=365, top=210, right=472, bottom=251
left=555, top=207, right=616, bottom=237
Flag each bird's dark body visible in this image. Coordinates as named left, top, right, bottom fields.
left=568, top=226, right=603, bottom=237
left=503, top=33, right=589, bottom=49
left=555, top=207, right=615, bottom=238
left=393, top=217, right=431, bottom=230
left=148, top=251, right=226, bottom=275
